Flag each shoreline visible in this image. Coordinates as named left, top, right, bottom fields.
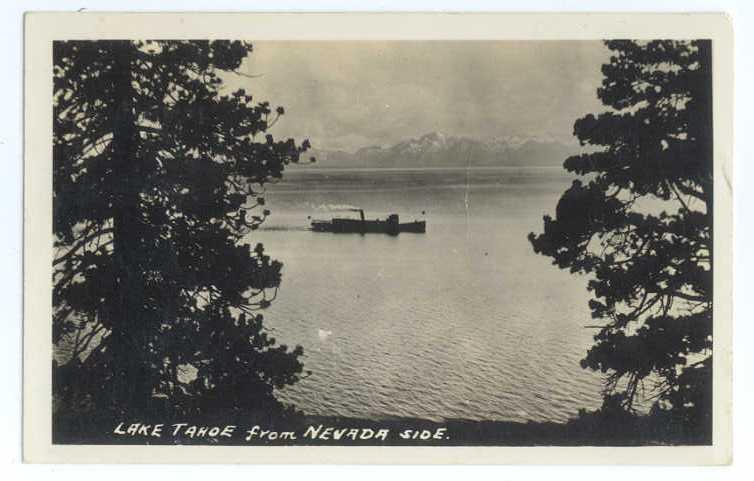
left=53, top=411, right=710, bottom=447
left=285, top=165, right=570, bottom=174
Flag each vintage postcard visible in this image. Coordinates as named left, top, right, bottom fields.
left=23, top=12, right=733, bottom=464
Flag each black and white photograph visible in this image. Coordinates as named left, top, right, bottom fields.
left=21, top=12, right=735, bottom=464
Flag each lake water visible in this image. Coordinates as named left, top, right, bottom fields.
left=250, top=167, right=605, bottom=423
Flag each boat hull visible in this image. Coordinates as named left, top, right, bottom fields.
left=311, top=219, right=426, bottom=235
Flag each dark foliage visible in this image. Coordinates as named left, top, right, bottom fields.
left=529, top=40, right=713, bottom=439
left=52, top=40, right=311, bottom=425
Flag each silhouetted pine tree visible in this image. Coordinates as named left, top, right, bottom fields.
left=53, top=40, right=311, bottom=422
left=529, top=40, right=713, bottom=437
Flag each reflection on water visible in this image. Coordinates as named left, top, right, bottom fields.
left=249, top=167, right=605, bottom=423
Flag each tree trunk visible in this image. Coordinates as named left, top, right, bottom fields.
left=107, top=42, right=152, bottom=414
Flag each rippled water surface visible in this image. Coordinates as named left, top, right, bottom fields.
left=250, top=167, right=604, bottom=423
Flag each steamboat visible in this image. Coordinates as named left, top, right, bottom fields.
left=310, top=209, right=426, bottom=235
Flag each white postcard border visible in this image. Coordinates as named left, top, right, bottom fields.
left=23, top=12, right=734, bottom=464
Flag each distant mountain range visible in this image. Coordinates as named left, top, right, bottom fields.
left=308, top=132, right=581, bottom=169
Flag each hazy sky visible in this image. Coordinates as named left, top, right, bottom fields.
left=224, top=41, right=611, bottom=151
